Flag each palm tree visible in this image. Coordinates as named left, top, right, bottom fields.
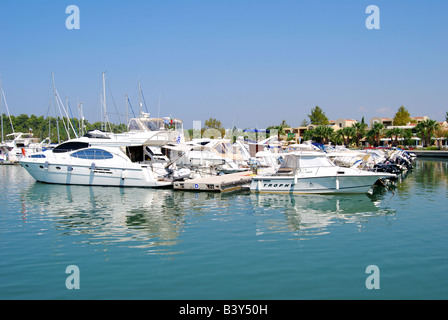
left=415, top=119, right=440, bottom=147
left=402, top=129, right=414, bottom=147
left=303, top=128, right=315, bottom=142
left=306, top=126, right=334, bottom=144
left=332, top=130, right=345, bottom=145
left=353, top=121, right=368, bottom=147
left=340, top=126, right=356, bottom=146
left=386, top=127, right=404, bottom=147
left=367, top=122, right=385, bottom=147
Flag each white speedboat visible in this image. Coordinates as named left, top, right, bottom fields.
left=19, top=114, right=187, bottom=188
left=250, top=151, right=396, bottom=194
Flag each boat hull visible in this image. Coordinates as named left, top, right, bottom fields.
left=19, top=159, right=172, bottom=188
left=250, top=174, right=390, bottom=194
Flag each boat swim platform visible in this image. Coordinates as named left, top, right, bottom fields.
left=174, top=171, right=254, bottom=193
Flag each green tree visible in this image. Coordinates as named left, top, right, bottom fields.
left=386, top=127, right=404, bottom=147
left=393, top=105, right=411, bottom=126
left=312, top=125, right=334, bottom=144
left=204, top=118, right=223, bottom=130
left=367, top=122, right=385, bottom=147
left=267, top=120, right=290, bottom=136
left=303, top=128, right=315, bottom=142
left=202, top=117, right=225, bottom=138
left=353, top=119, right=368, bottom=147
left=332, top=130, right=344, bottom=145
left=308, top=106, right=329, bottom=125
left=300, top=118, right=309, bottom=127
left=402, top=129, right=414, bottom=146
left=415, top=119, right=440, bottom=147
left=340, top=126, right=356, bottom=146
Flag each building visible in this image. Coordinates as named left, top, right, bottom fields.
left=370, top=117, right=394, bottom=128
left=370, top=116, right=429, bottom=129
left=334, top=119, right=357, bottom=129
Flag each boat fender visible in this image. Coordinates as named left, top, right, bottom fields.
left=90, top=163, right=96, bottom=171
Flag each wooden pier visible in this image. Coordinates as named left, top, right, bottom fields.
left=174, top=171, right=253, bottom=192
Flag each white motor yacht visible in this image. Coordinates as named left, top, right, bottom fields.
left=250, top=151, right=396, bottom=194
left=19, top=114, right=188, bottom=188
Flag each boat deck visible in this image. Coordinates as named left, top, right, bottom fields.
left=174, top=171, right=253, bottom=192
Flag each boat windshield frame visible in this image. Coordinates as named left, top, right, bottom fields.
left=128, top=118, right=183, bottom=132
left=278, top=153, right=335, bottom=172
left=52, top=141, right=90, bottom=153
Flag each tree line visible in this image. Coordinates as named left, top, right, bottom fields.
left=268, top=106, right=448, bottom=148
left=3, top=106, right=447, bottom=148
left=1, top=113, right=127, bottom=143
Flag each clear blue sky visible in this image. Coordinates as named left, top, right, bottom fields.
left=1, top=0, right=447, bottom=129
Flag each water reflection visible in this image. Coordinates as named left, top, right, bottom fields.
left=21, top=183, right=400, bottom=255
left=20, top=179, right=398, bottom=254
left=250, top=186, right=396, bottom=239
left=22, top=183, right=188, bottom=255
left=21, top=182, right=243, bottom=256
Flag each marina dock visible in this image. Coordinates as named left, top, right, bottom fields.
left=0, top=160, right=19, bottom=165
left=410, top=150, right=448, bottom=158
left=174, top=171, right=253, bottom=192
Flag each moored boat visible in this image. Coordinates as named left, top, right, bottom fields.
left=250, top=151, right=396, bottom=194
left=19, top=114, right=187, bottom=188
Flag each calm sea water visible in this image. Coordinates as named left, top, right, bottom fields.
left=0, top=159, right=447, bottom=300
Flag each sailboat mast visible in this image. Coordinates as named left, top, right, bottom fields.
left=52, top=72, right=61, bottom=144
left=0, top=77, right=3, bottom=143
left=138, top=80, right=142, bottom=115
left=125, top=93, right=129, bottom=126
left=79, top=102, right=84, bottom=136
left=103, top=73, right=106, bottom=121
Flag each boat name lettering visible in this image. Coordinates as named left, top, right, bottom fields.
left=263, top=183, right=290, bottom=188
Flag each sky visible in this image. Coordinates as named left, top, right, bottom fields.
left=0, top=0, right=447, bottom=130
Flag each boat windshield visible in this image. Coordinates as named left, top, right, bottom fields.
left=279, top=154, right=334, bottom=170
left=53, top=142, right=90, bottom=153
left=129, top=118, right=183, bottom=132
left=142, top=119, right=165, bottom=131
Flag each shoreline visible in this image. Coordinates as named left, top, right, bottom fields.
left=409, top=150, right=448, bottom=158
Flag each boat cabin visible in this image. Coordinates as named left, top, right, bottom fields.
left=277, top=152, right=334, bottom=175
